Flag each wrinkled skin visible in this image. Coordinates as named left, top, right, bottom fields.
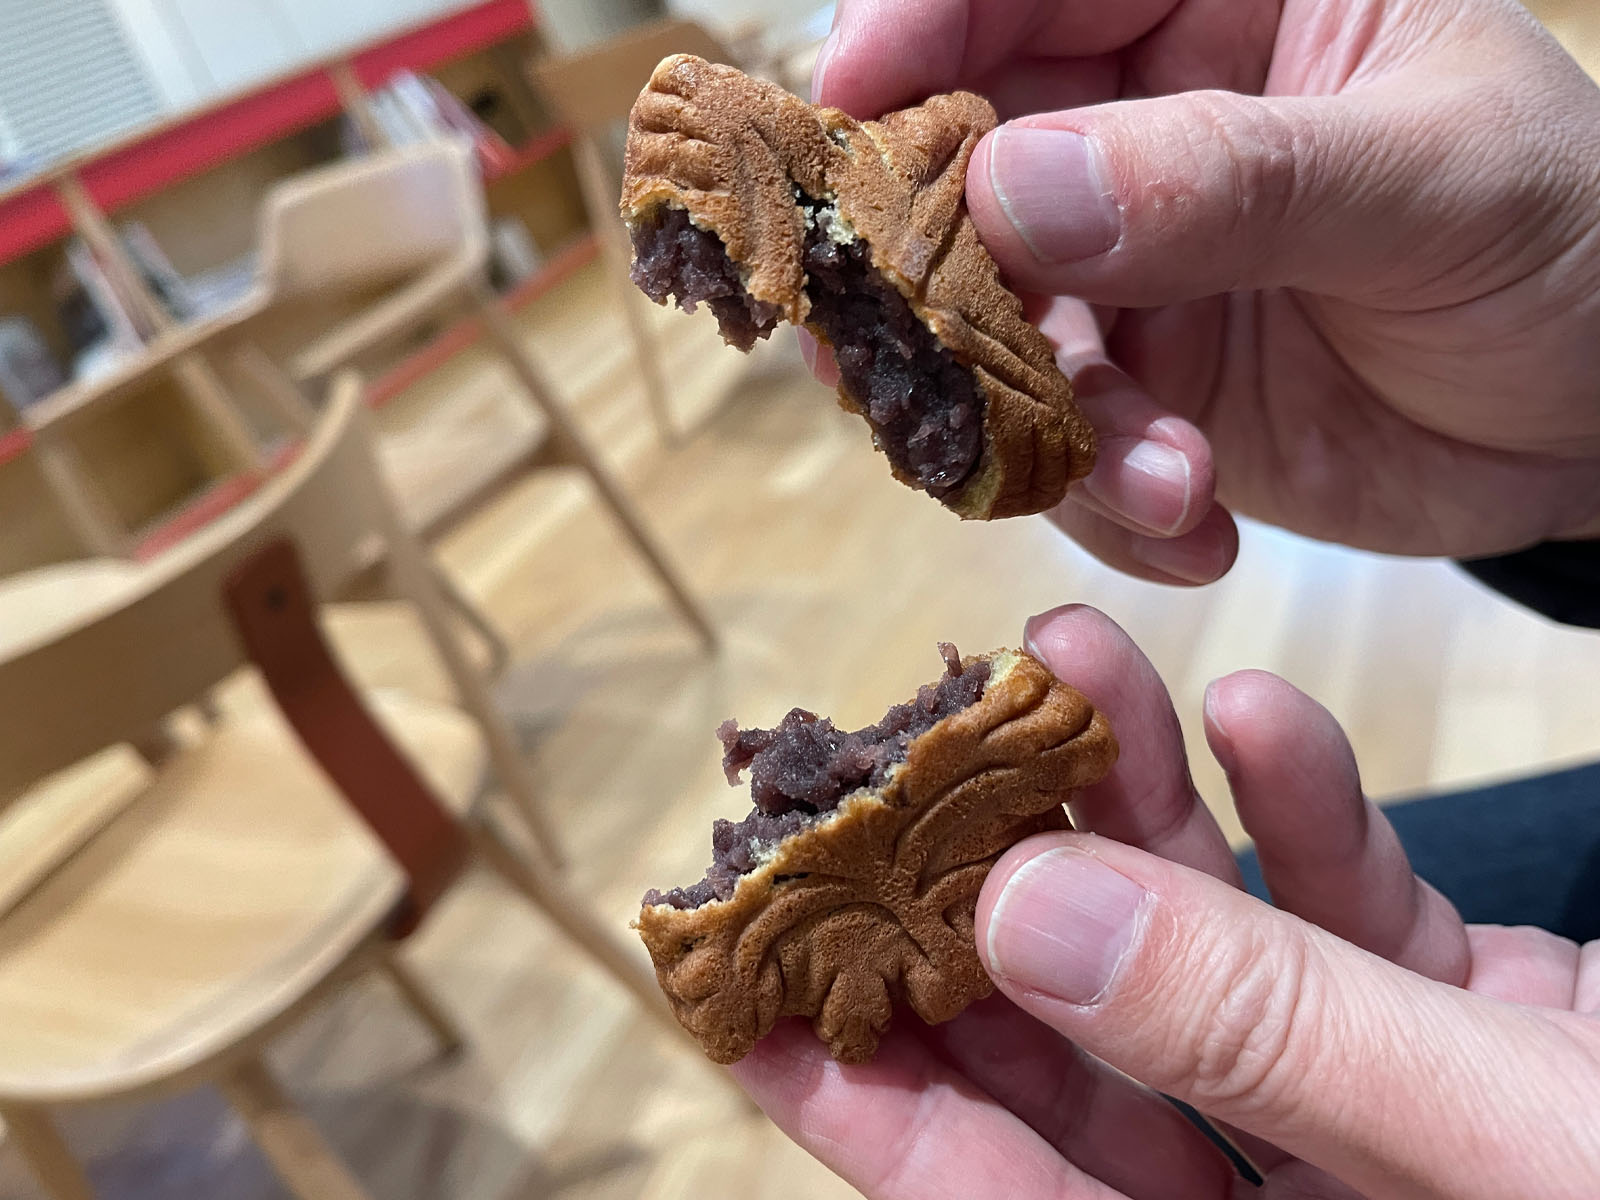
left=802, top=0, right=1600, bottom=584
left=733, top=605, right=1600, bottom=1199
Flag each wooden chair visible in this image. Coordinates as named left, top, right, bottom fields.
left=0, top=374, right=699, bottom=1200
left=529, top=19, right=737, bottom=446
left=253, top=137, right=717, bottom=658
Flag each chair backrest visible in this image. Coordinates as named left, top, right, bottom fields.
left=530, top=18, right=734, bottom=134
left=0, top=374, right=397, bottom=801
left=257, top=138, right=487, bottom=299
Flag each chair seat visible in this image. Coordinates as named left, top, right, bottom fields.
left=0, top=687, right=485, bottom=1105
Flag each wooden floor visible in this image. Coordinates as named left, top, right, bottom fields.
left=5, top=9, right=1600, bottom=1193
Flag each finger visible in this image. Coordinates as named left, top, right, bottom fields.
left=1033, top=296, right=1215, bottom=539
left=1023, top=605, right=1240, bottom=882
left=976, top=832, right=1600, bottom=1197
left=1256, top=1160, right=1368, bottom=1200
left=916, top=994, right=1236, bottom=1198
left=964, top=71, right=1590, bottom=308
left=1203, top=670, right=1472, bottom=986
left=966, top=54, right=1123, bottom=122
left=797, top=328, right=841, bottom=386
left=815, top=0, right=1180, bottom=117
left=1049, top=497, right=1239, bottom=585
left=730, top=1020, right=1133, bottom=1200
left=1578, top=941, right=1600, bottom=1015
left=1465, top=926, right=1581, bottom=1009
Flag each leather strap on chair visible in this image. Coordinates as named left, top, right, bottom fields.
left=222, top=538, right=472, bottom=937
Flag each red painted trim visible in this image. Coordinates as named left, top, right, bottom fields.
left=132, top=440, right=300, bottom=561
left=0, top=427, right=32, bottom=469
left=0, top=0, right=537, bottom=263
left=485, top=126, right=573, bottom=184
left=84, top=74, right=343, bottom=217
left=368, top=233, right=598, bottom=408
left=0, top=187, right=70, bottom=266
left=352, top=0, right=533, bottom=89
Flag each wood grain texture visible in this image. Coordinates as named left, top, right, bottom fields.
left=5, top=245, right=1595, bottom=1197
left=1, top=6, right=1596, bottom=1189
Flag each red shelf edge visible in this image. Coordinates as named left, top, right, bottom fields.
left=485, top=126, right=574, bottom=183
left=368, top=233, right=600, bottom=408
left=128, top=234, right=598, bottom=557
left=352, top=0, right=533, bottom=89
left=131, top=439, right=300, bottom=561
left=0, top=0, right=536, bottom=267
left=0, top=426, right=32, bottom=469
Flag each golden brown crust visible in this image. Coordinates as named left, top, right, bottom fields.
left=622, top=55, right=1096, bottom=520
left=635, top=650, right=1118, bottom=1065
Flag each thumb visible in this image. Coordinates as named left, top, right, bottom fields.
left=975, top=832, right=1600, bottom=1199
left=964, top=82, right=1576, bottom=308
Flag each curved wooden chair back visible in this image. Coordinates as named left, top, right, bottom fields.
left=529, top=18, right=734, bottom=136
left=258, top=138, right=487, bottom=298
left=0, top=375, right=393, bottom=803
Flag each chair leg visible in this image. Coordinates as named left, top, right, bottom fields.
left=218, top=1057, right=374, bottom=1200
left=426, top=560, right=511, bottom=678
left=374, top=514, right=568, bottom=869
left=470, top=816, right=758, bottom=1110
left=574, top=133, right=680, bottom=447
left=469, top=816, right=680, bottom=1042
left=469, top=285, right=718, bottom=653
left=374, top=947, right=466, bottom=1057
left=0, top=1105, right=94, bottom=1200
left=616, top=281, right=679, bottom=448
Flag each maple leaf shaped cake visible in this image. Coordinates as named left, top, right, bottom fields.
left=636, top=646, right=1117, bottom=1065
left=621, top=55, right=1097, bottom=520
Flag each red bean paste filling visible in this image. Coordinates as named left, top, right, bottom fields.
left=644, top=644, right=990, bottom=910
left=629, top=201, right=986, bottom=496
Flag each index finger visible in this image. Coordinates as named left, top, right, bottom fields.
left=815, top=0, right=1180, bottom=116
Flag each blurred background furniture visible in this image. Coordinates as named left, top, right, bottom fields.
left=249, top=138, right=716, bottom=655
left=0, top=374, right=698, bottom=1200
left=0, top=1, right=598, bottom=580
left=529, top=18, right=735, bottom=446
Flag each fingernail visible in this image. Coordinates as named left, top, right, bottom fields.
left=1202, top=685, right=1241, bottom=776
left=811, top=28, right=840, bottom=102
left=1022, top=605, right=1080, bottom=665
left=986, top=847, right=1148, bottom=1005
left=1085, top=438, right=1193, bottom=536
left=1128, top=527, right=1227, bottom=585
left=988, top=127, right=1119, bottom=264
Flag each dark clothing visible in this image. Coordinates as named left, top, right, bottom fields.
left=1227, top=544, right=1600, bottom=940
left=1236, top=760, right=1600, bottom=943
left=1458, top=541, right=1600, bottom=630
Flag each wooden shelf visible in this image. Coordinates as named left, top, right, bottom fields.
left=0, top=0, right=536, bottom=267
left=20, top=297, right=270, bottom=436
left=98, top=238, right=602, bottom=558
left=485, top=126, right=574, bottom=184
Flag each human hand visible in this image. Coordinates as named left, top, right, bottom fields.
left=731, top=605, right=1600, bottom=1198
left=807, top=0, right=1600, bottom=583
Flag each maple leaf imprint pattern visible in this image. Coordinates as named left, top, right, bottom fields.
left=636, top=652, right=1117, bottom=1065
left=621, top=55, right=1097, bottom=519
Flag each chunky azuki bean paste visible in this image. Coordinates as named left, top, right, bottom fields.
left=644, top=646, right=991, bottom=910
left=630, top=206, right=783, bottom=351
left=629, top=199, right=986, bottom=495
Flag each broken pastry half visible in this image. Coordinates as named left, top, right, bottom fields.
left=635, top=645, right=1117, bottom=1065
left=621, top=55, right=1097, bottom=520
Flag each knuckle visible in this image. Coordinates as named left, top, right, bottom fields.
left=1152, top=921, right=1323, bottom=1113
left=1122, top=90, right=1316, bottom=283
left=1192, top=90, right=1310, bottom=250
